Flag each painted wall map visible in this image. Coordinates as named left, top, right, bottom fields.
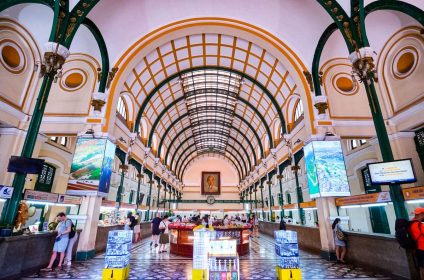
left=68, top=137, right=116, bottom=196
left=304, top=140, right=350, bottom=198
left=201, top=172, right=220, bottom=195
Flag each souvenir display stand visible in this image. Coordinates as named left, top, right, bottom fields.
left=192, top=229, right=216, bottom=280
left=274, top=230, right=302, bottom=280
left=102, top=230, right=132, bottom=280
left=208, top=239, right=239, bottom=280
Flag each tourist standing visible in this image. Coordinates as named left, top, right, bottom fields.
left=150, top=213, right=162, bottom=249
left=241, top=213, right=247, bottom=223
left=41, top=212, right=72, bottom=271
left=158, top=215, right=170, bottom=253
left=332, top=218, right=347, bottom=263
left=409, top=208, right=424, bottom=279
left=65, top=218, right=78, bottom=266
left=223, top=214, right=230, bottom=226
left=279, top=219, right=287, bottom=231
left=133, top=213, right=141, bottom=243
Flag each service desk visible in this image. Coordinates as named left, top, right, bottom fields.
left=168, top=223, right=251, bottom=257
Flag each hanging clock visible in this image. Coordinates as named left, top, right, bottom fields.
left=206, top=195, right=216, bottom=205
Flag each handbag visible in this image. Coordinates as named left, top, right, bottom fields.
left=336, top=228, right=346, bottom=241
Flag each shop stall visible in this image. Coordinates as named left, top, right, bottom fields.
left=168, top=223, right=251, bottom=257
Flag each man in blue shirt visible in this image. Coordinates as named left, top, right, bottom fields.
left=150, top=213, right=162, bottom=248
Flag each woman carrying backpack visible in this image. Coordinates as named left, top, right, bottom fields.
left=332, top=218, right=347, bottom=263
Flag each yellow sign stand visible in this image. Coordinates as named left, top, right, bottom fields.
left=276, top=266, right=302, bottom=280
left=102, top=265, right=130, bottom=280
left=192, top=269, right=208, bottom=280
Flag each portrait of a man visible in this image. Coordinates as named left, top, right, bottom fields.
left=201, top=172, right=220, bottom=195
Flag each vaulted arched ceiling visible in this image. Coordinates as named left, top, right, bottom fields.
left=120, top=33, right=306, bottom=181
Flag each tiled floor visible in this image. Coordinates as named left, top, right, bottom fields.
left=23, top=235, right=393, bottom=279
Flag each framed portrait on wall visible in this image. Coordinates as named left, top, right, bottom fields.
left=201, top=172, right=221, bottom=195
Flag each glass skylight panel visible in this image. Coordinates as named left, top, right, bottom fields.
left=181, top=69, right=242, bottom=154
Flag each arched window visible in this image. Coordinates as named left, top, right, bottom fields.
left=50, top=136, right=58, bottom=143
left=350, top=139, right=367, bottom=150
left=60, top=137, right=68, bottom=147
left=294, top=100, right=304, bottom=123
left=116, top=96, right=127, bottom=121
left=351, top=140, right=358, bottom=149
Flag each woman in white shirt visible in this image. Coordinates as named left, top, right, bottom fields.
left=223, top=214, right=230, bottom=226
left=158, top=215, right=170, bottom=253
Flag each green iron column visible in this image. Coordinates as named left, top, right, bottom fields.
left=267, top=181, right=274, bottom=221
left=0, top=75, right=55, bottom=226
left=277, top=173, right=285, bottom=219
left=293, top=166, right=305, bottom=225
left=163, top=185, right=167, bottom=210
left=135, top=174, right=143, bottom=209
left=249, top=189, right=253, bottom=212
left=254, top=185, right=258, bottom=210
left=146, top=178, right=153, bottom=221
left=156, top=184, right=161, bottom=216
left=364, top=80, right=408, bottom=219
left=259, top=184, right=265, bottom=220
left=116, top=164, right=127, bottom=203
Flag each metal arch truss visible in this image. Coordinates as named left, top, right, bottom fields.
left=164, top=124, right=257, bottom=169
left=153, top=94, right=271, bottom=157
left=171, top=133, right=252, bottom=179
left=134, top=66, right=286, bottom=140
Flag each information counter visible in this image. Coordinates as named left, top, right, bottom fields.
left=168, top=223, right=251, bottom=257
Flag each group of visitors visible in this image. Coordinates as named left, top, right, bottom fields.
left=41, top=212, right=78, bottom=271
left=150, top=213, right=171, bottom=253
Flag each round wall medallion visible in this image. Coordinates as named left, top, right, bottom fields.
left=392, top=47, right=418, bottom=79
left=65, top=72, right=84, bottom=88
left=0, top=40, right=26, bottom=74
left=332, top=73, right=358, bottom=96
left=60, top=69, right=87, bottom=91
left=206, top=196, right=216, bottom=205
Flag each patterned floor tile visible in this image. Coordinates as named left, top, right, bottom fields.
left=21, top=234, right=394, bottom=280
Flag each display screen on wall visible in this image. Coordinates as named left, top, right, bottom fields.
left=68, top=137, right=116, bottom=196
left=304, top=140, right=350, bottom=198
left=368, top=159, right=416, bottom=185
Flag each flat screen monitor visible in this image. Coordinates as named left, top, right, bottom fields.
left=368, top=159, right=416, bottom=185
left=7, top=156, right=45, bottom=175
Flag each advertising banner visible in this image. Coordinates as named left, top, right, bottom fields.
left=304, top=140, right=350, bottom=198
left=67, top=137, right=116, bottom=196
left=402, top=186, right=424, bottom=201
left=23, top=189, right=58, bottom=203
left=335, top=191, right=391, bottom=206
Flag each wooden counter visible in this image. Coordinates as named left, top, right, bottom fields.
left=168, top=224, right=251, bottom=257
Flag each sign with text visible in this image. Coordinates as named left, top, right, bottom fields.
left=305, top=141, right=350, bottom=198
left=101, top=200, right=118, bottom=208
left=402, top=186, right=424, bottom=201
left=0, top=185, right=13, bottom=199
left=120, top=202, right=136, bottom=210
left=57, top=194, right=82, bottom=205
left=23, top=189, right=59, bottom=203
left=368, top=159, right=416, bottom=185
left=335, top=191, right=391, bottom=206
left=299, top=201, right=316, bottom=209
left=283, top=203, right=298, bottom=210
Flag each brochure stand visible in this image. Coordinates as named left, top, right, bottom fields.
left=192, top=229, right=216, bottom=280
left=274, top=230, right=302, bottom=280
left=102, top=230, right=132, bottom=280
left=208, top=239, right=239, bottom=280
